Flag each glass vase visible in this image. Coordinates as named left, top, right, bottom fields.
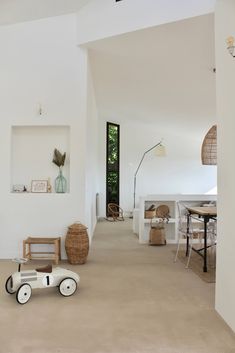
left=55, top=168, right=67, bottom=193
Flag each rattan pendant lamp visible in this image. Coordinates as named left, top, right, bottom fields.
left=201, top=125, right=217, bottom=165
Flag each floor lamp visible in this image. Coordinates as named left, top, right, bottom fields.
left=133, top=141, right=166, bottom=209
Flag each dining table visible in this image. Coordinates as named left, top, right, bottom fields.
left=185, top=206, right=217, bottom=272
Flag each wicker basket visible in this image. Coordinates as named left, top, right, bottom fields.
left=145, top=210, right=156, bottom=218
left=149, top=222, right=166, bottom=245
left=65, top=223, right=89, bottom=264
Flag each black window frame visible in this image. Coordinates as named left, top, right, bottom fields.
left=106, top=122, right=120, bottom=216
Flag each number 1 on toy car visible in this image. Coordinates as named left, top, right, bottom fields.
left=42, top=274, right=54, bottom=287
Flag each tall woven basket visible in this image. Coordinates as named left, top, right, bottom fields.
left=65, top=223, right=89, bottom=264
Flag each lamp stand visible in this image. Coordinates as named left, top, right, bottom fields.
left=133, top=140, right=163, bottom=209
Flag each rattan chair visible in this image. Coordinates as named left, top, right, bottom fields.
left=107, top=203, right=124, bottom=221
left=156, top=204, right=170, bottom=222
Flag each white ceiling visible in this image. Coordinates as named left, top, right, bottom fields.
left=87, top=14, right=216, bottom=135
left=0, top=0, right=91, bottom=25
left=0, top=1, right=216, bottom=135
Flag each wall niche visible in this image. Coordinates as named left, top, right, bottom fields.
left=11, top=125, right=70, bottom=193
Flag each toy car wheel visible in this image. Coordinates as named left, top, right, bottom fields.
left=5, top=276, right=16, bottom=294
left=16, top=283, right=32, bottom=304
left=59, top=277, right=77, bottom=297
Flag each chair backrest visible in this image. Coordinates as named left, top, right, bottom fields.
left=107, top=203, right=124, bottom=219
left=177, top=202, right=189, bottom=233
left=156, top=205, right=170, bottom=222
left=108, top=203, right=120, bottom=213
left=177, top=202, right=205, bottom=235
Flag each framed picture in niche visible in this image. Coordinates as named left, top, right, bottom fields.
left=13, top=184, right=27, bottom=193
left=31, top=180, right=48, bottom=193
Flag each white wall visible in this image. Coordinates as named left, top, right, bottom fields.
left=98, top=119, right=217, bottom=217
left=85, top=57, right=99, bottom=236
left=0, top=14, right=97, bottom=258
left=77, top=0, right=215, bottom=45
left=215, top=0, right=235, bottom=332
left=97, top=119, right=106, bottom=217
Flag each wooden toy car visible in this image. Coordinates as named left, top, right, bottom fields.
left=5, top=258, right=80, bottom=304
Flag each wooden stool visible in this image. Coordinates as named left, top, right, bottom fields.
left=23, top=237, right=61, bottom=264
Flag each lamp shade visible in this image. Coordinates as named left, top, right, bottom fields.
left=201, top=125, right=217, bottom=165
left=155, top=144, right=166, bottom=157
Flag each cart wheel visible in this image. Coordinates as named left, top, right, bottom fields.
left=5, top=276, right=16, bottom=294
left=59, top=278, right=77, bottom=297
left=16, top=283, right=32, bottom=304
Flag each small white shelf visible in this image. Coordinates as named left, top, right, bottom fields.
left=144, top=218, right=176, bottom=223
left=135, top=194, right=217, bottom=244
left=10, top=192, right=70, bottom=195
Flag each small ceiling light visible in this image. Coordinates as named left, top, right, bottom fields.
left=226, top=36, right=235, bottom=57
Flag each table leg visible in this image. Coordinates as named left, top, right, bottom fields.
left=203, top=216, right=209, bottom=272
left=23, top=240, right=26, bottom=258
left=186, top=213, right=190, bottom=257
left=54, top=239, right=59, bottom=265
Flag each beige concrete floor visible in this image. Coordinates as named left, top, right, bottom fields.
left=0, top=219, right=235, bottom=353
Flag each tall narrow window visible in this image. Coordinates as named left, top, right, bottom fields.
left=106, top=122, right=120, bottom=216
